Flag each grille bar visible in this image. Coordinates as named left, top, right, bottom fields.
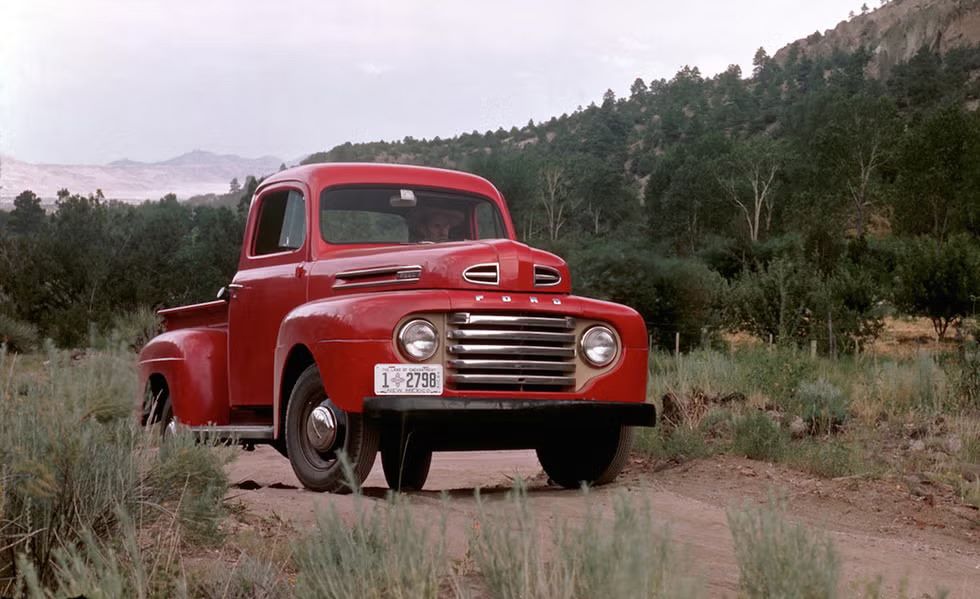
left=449, top=373, right=576, bottom=386
left=447, top=329, right=576, bottom=343
left=449, top=313, right=573, bottom=328
left=448, top=359, right=576, bottom=372
left=447, top=344, right=576, bottom=358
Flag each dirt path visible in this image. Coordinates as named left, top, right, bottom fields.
left=226, top=447, right=980, bottom=597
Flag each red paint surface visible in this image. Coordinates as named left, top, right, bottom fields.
left=138, top=164, right=649, bottom=435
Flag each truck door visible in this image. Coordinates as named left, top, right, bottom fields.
left=227, top=183, right=310, bottom=406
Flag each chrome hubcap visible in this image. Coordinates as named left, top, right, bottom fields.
left=165, top=418, right=178, bottom=437
left=306, top=403, right=338, bottom=452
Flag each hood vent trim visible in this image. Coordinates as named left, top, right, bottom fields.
left=463, top=262, right=500, bottom=286
left=534, top=265, right=562, bottom=287
left=334, top=264, right=422, bottom=289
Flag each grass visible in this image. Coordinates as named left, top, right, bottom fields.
left=0, top=345, right=233, bottom=595
left=293, top=489, right=446, bottom=599
left=728, top=499, right=840, bottom=599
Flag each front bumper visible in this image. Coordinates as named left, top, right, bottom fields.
left=363, top=397, right=655, bottom=451
left=364, top=397, right=656, bottom=427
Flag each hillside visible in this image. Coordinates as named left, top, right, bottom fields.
left=0, top=151, right=283, bottom=203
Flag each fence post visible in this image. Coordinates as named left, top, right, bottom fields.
left=675, top=332, right=680, bottom=359
left=810, top=339, right=818, bottom=359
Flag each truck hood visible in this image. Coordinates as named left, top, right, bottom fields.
left=309, top=239, right=571, bottom=295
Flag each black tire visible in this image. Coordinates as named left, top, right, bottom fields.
left=381, top=432, right=432, bottom=491
left=145, top=382, right=176, bottom=439
left=536, top=425, right=634, bottom=489
left=284, top=365, right=379, bottom=493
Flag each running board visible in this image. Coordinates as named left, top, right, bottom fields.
left=187, top=425, right=274, bottom=441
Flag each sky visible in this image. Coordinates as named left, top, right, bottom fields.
left=0, top=0, right=865, bottom=165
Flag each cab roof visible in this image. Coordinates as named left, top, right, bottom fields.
left=258, top=163, right=503, bottom=203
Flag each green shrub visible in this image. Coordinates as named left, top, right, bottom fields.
left=793, top=380, right=850, bottom=435
left=0, top=313, right=39, bottom=353
left=469, top=484, right=700, bottom=599
left=895, top=235, right=980, bottom=339
left=788, top=440, right=860, bottom=479
left=732, top=411, right=786, bottom=461
left=728, top=500, right=839, bottom=599
left=293, top=493, right=446, bottom=599
left=637, top=426, right=713, bottom=462
left=17, top=509, right=185, bottom=599
left=0, top=347, right=233, bottom=594
left=738, top=347, right=816, bottom=408
left=149, top=431, right=234, bottom=545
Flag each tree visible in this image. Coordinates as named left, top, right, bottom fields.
left=861, top=3, right=869, bottom=14
left=813, top=95, right=900, bottom=237
left=896, top=107, right=980, bottom=240
left=229, top=177, right=241, bottom=194
left=752, top=47, right=770, bottom=77
left=717, top=138, right=782, bottom=243
left=630, top=77, right=648, bottom=99
left=538, top=166, right=576, bottom=241
left=896, top=236, right=980, bottom=339
left=8, top=190, right=46, bottom=236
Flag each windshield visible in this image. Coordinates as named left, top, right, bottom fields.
left=320, top=186, right=507, bottom=244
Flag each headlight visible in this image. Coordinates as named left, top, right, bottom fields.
left=581, top=326, right=617, bottom=367
left=398, top=319, right=439, bottom=361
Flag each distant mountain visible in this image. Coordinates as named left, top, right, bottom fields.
left=0, top=151, right=283, bottom=202
left=773, top=0, right=980, bottom=77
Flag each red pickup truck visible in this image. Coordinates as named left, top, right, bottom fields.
left=138, top=163, right=654, bottom=493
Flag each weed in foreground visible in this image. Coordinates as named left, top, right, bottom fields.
left=468, top=484, right=700, bottom=599
left=727, top=499, right=839, bottom=599
left=293, top=491, right=446, bottom=599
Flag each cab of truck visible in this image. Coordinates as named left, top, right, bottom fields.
left=138, top=163, right=654, bottom=493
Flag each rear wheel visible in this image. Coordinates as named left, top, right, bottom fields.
left=536, top=425, right=634, bottom=489
left=284, top=365, right=379, bottom=493
left=144, top=382, right=177, bottom=438
left=381, top=432, right=432, bottom=491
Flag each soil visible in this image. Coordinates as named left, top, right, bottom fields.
left=225, top=447, right=980, bottom=598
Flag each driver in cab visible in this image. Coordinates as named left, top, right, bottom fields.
left=414, top=207, right=462, bottom=243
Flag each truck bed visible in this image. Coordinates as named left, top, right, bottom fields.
left=158, top=300, right=228, bottom=331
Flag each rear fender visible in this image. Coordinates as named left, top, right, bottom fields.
left=138, top=328, right=230, bottom=426
left=273, top=291, right=452, bottom=435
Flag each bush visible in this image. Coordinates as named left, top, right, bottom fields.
left=0, top=347, right=233, bottom=594
left=895, top=235, right=980, bottom=339
left=728, top=500, right=840, bottom=599
left=0, top=312, right=39, bottom=353
left=568, top=243, right=725, bottom=350
left=293, top=493, right=446, bottom=599
left=788, top=439, right=861, bottom=479
left=637, top=426, right=713, bottom=462
left=732, top=411, right=786, bottom=461
left=469, top=484, right=700, bottom=598
left=793, top=380, right=850, bottom=435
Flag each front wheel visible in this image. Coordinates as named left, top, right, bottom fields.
left=536, top=425, right=634, bottom=489
left=284, top=365, right=379, bottom=493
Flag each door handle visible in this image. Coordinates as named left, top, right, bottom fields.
left=228, top=283, right=245, bottom=289
left=295, top=264, right=307, bottom=278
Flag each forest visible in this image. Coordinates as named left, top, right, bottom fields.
left=3, top=43, right=980, bottom=352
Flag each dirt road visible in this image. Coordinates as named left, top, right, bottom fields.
left=226, top=447, right=980, bottom=597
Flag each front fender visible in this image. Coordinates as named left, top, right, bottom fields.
left=274, top=290, right=452, bottom=416
left=138, top=328, right=229, bottom=426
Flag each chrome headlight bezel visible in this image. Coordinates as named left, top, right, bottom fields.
left=580, top=325, right=618, bottom=367
left=397, top=319, right=439, bottom=361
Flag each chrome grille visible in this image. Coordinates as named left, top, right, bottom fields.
left=446, top=312, right=577, bottom=391
left=534, top=265, right=562, bottom=287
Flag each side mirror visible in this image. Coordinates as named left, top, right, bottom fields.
left=216, top=286, right=230, bottom=301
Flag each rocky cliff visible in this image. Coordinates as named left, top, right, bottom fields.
left=774, top=0, right=980, bottom=76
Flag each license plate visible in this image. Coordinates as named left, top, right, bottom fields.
left=374, top=364, right=443, bottom=395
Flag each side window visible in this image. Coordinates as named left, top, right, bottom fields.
left=253, top=189, right=306, bottom=256
left=475, top=202, right=504, bottom=239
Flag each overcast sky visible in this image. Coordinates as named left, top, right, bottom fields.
left=1, top=0, right=864, bottom=165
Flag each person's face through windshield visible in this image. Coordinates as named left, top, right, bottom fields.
left=419, top=210, right=457, bottom=242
